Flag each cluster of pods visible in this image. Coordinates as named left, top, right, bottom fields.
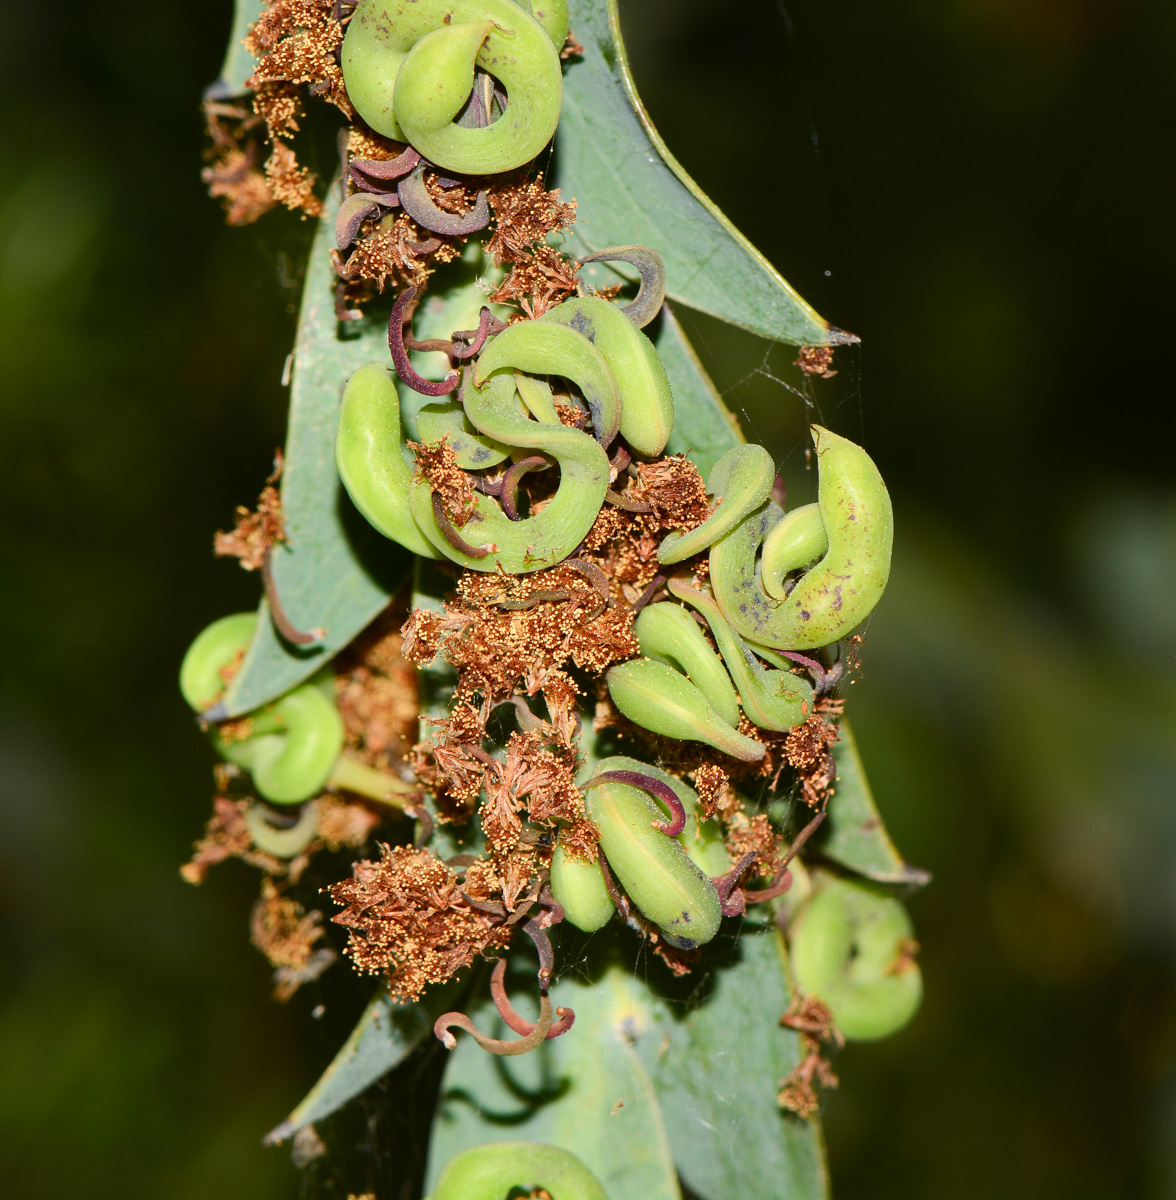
left=185, top=7, right=922, bottom=1181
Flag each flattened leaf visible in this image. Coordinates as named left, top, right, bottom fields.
left=204, top=0, right=265, bottom=101
left=263, top=979, right=462, bottom=1145
left=556, top=0, right=852, bottom=347
left=222, top=197, right=409, bottom=717
left=817, top=719, right=931, bottom=887
left=656, top=303, right=744, bottom=476
left=637, top=919, right=829, bottom=1200
left=426, top=962, right=680, bottom=1200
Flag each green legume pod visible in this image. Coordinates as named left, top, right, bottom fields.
left=475, top=320, right=621, bottom=448
left=658, top=443, right=775, bottom=565
left=408, top=372, right=609, bottom=572
left=540, top=297, right=674, bottom=457
left=336, top=363, right=439, bottom=559
left=790, top=876, right=922, bottom=1041
left=598, top=754, right=730, bottom=877
left=416, top=398, right=513, bottom=469
left=667, top=578, right=813, bottom=733
left=633, top=602, right=741, bottom=729
left=425, top=1142, right=609, bottom=1200
left=180, top=614, right=344, bottom=805
left=549, top=841, right=614, bottom=932
left=530, top=0, right=570, bottom=48
left=605, top=658, right=765, bottom=762
left=587, top=757, right=722, bottom=949
left=760, top=502, right=828, bottom=601
left=342, top=0, right=563, bottom=175
left=710, top=426, right=893, bottom=651
left=179, top=611, right=257, bottom=712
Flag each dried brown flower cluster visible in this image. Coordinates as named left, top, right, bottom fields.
left=328, top=845, right=512, bottom=1001
left=777, top=995, right=842, bottom=1118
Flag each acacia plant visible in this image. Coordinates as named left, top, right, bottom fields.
left=186, top=1, right=928, bottom=1195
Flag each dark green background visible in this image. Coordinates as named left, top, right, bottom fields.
left=2, top=0, right=1173, bottom=1195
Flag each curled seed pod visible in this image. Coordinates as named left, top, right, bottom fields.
left=579, top=245, right=667, bottom=329
left=336, top=363, right=441, bottom=558
left=597, top=754, right=729, bottom=877
left=342, top=0, right=563, bottom=176
left=585, top=758, right=723, bottom=948
left=408, top=372, right=610, bottom=573
left=530, top=0, right=570, bottom=48
left=425, top=1142, right=609, bottom=1200
left=243, top=800, right=320, bottom=859
left=416, top=395, right=514, bottom=469
left=790, top=875, right=922, bottom=1042
left=181, top=616, right=344, bottom=805
left=549, top=840, right=614, bottom=933
left=668, top=578, right=813, bottom=732
left=513, top=371, right=560, bottom=424
left=475, top=319, right=621, bottom=448
left=540, top=296, right=673, bottom=456
left=605, top=658, right=765, bottom=762
left=658, top=443, right=775, bottom=565
left=760, top=503, right=828, bottom=601
left=710, top=426, right=894, bottom=651
left=179, top=611, right=258, bottom=712
left=633, top=602, right=741, bottom=728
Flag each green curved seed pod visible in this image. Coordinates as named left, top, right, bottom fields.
left=790, top=875, right=922, bottom=1042
left=540, top=297, right=673, bottom=456
left=530, top=0, right=570, bottom=49
left=393, top=21, right=494, bottom=135
left=710, top=426, right=893, bottom=651
left=605, top=659, right=765, bottom=762
left=667, top=578, right=813, bottom=732
left=760, top=502, right=828, bottom=601
left=633, top=602, right=740, bottom=728
left=425, top=1142, right=609, bottom=1200
left=336, top=363, right=439, bottom=559
left=179, top=611, right=258, bottom=712
left=342, top=0, right=563, bottom=176
left=598, top=754, right=730, bottom=877
left=243, top=799, right=320, bottom=859
left=513, top=371, right=560, bottom=425
left=658, top=443, right=775, bottom=565
left=408, top=373, right=609, bottom=573
left=550, top=841, right=614, bottom=933
left=475, top=320, right=621, bottom=448
left=245, top=684, right=345, bottom=805
left=587, top=757, right=722, bottom=948
left=416, top=399, right=512, bottom=469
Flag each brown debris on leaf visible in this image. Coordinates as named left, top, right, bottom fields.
left=181, top=796, right=285, bottom=883
left=201, top=101, right=277, bottom=225
left=328, top=844, right=512, bottom=1002
left=410, top=438, right=478, bottom=527
left=214, top=458, right=286, bottom=570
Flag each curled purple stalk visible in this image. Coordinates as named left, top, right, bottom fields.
left=335, top=191, right=399, bottom=250
left=712, top=851, right=757, bottom=917
left=262, top=546, right=323, bottom=645
left=584, top=770, right=686, bottom=837
left=389, top=286, right=460, bottom=395
left=500, top=456, right=548, bottom=520
left=348, top=147, right=421, bottom=190
left=451, top=307, right=507, bottom=360
left=432, top=492, right=491, bottom=558
left=489, top=959, right=574, bottom=1039
left=398, top=163, right=491, bottom=236
left=563, top=557, right=611, bottom=613
left=778, top=649, right=828, bottom=693
left=579, top=246, right=667, bottom=329
left=434, top=992, right=554, bottom=1055
left=630, top=574, right=666, bottom=616
left=609, top=443, right=631, bottom=478
left=521, top=916, right=555, bottom=986
left=597, top=851, right=629, bottom=920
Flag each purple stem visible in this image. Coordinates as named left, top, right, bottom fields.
left=499, top=456, right=548, bottom=520
left=388, top=286, right=459, bottom=396
left=262, top=546, right=321, bottom=645
left=630, top=574, right=666, bottom=616
left=348, top=147, right=421, bottom=187
left=431, top=491, right=490, bottom=558
left=451, top=307, right=507, bottom=360
left=584, top=770, right=686, bottom=837
left=335, top=191, right=399, bottom=250
left=777, top=650, right=827, bottom=693
left=398, top=163, right=491, bottom=236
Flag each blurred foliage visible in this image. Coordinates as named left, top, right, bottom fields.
left=0, top=1, right=1173, bottom=1198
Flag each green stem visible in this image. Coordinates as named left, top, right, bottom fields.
left=328, top=753, right=417, bottom=807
